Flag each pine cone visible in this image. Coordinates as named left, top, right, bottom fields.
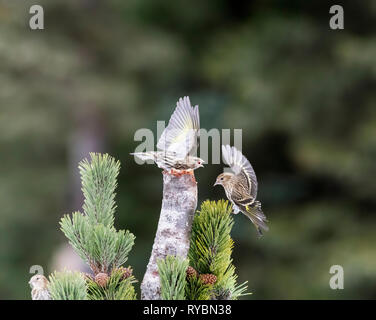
left=115, top=267, right=133, bottom=280
left=95, top=272, right=109, bottom=287
left=186, top=266, right=198, bottom=279
left=199, top=273, right=217, bottom=285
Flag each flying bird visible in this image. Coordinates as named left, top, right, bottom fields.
left=29, top=274, right=51, bottom=300
left=214, top=145, right=268, bottom=237
left=131, top=96, right=204, bottom=177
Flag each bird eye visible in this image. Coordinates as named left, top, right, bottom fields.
left=220, top=177, right=224, bottom=181
left=198, top=161, right=201, bottom=164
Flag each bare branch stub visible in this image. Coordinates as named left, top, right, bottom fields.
left=141, top=172, right=197, bottom=300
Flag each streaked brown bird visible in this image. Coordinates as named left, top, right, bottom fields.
left=214, top=145, right=268, bottom=237
left=29, top=274, right=51, bottom=300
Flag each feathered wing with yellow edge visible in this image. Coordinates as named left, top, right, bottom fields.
left=222, top=145, right=269, bottom=236
left=131, top=96, right=203, bottom=173
left=157, top=96, right=200, bottom=158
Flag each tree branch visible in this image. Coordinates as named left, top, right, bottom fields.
left=141, top=172, right=197, bottom=300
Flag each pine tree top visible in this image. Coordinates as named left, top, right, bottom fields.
left=60, top=153, right=135, bottom=276
left=187, top=199, right=250, bottom=300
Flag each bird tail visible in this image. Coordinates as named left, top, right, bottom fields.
left=244, top=201, right=269, bottom=237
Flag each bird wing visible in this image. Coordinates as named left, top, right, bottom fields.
left=222, top=145, right=258, bottom=198
left=230, top=178, right=253, bottom=204
left=157, top=96, right=200, bottom=158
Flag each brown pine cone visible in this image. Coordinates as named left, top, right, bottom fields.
left=115, top=267, right=133, bottom=280
left=199, top=273, right=217, bottom=285
left=186, top=266, right=198, bottom=279
left=95, top=272, right=109, bottom=287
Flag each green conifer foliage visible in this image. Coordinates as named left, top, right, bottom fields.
left=79, top=154, right=119, bottom=227
left=58, top=153, right=136, bottom=299
left=48, top=270, right=87, bottom=300
left=157, top=255, right=189, bottom=300
left=187, top=200, right=250, bottom=300
left=185, top=276, right=212, bottom=300
left=86, top=268, right=137, bottom=300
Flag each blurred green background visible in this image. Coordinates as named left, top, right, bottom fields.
left=1, top=0, right=376, bottom=299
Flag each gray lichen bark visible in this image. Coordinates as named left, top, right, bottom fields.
left=141, top=172, right=198, bottom=300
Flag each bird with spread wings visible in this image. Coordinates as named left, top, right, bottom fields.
left=214, top=145, right=268, bottom=237
left=131, top=96, right=204, bottom=177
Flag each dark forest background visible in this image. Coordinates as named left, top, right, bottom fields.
left=1, top=0, right=376, bottom=299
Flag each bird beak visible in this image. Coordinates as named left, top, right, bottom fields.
left=213, top=181, right=218, bottom=186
